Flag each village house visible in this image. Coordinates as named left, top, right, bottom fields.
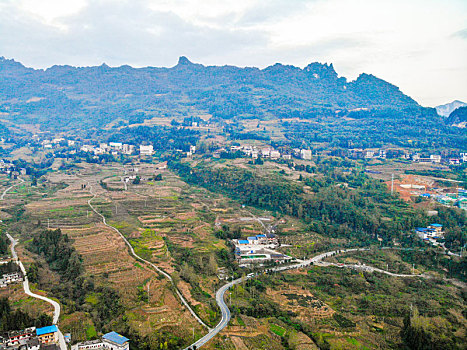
left=0, top=272, right=23, bottom=288
left=36, top=326, right=58, bottom=345
left=71, top=332, right=129, bottom=350
left=139, top=145, right=154, bottom=156
left=3, top=327, right=36, bottom=347
left=300, top=149, right=312, bottom=160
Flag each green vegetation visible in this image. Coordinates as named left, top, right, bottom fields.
left=0, top=298, right=52, bottom=331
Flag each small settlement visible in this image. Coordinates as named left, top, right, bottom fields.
left=0, top=325, right=59, bottom=350
left=415, top=223, right=444, bottom=246
left=232, top=233, right=292, bottom=267
left=1, top=328, right=129, bottom=350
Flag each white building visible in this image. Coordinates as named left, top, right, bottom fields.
left=270, top=150, right=281, bottom=159
left=300, top=149, right=312, bottom=160
left=430, top=155, right=441, bottom=163
left=139, top=145, right=154, bottom=156
left=109, top=142, right=123, bottom=151
left=72, top=332, right=129, bottom=350
left=102, top=332, right=129, bottom=350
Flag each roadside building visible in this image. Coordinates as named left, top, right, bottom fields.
left=102, top=332, right=130, bottom=350
left=71, top=340, right=106, bottom=350
left=36, top=326, right=58, bottom=345
left=4, top=327, right=36, bottom=347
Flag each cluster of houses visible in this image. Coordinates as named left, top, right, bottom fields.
left=80, top=143, right=135, bottom=156
left=214, top=145, right=312, bottom=160
left=411, top=153, right=467, bottom=165
left=419, top=188, right=467, bottom=210
left=1, top=325, right=60, bottom=350
left=415, top=224, right=444, bottom=245
left=1, top=327, right=129, bottom=350
left=0, top=271, right=22, bottom=288
left=232, top=233, right=292, bottom=266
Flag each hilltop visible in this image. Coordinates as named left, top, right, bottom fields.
left=0, top=56, right=421, bottom=131
left=436, top=100, right=467, bottom=117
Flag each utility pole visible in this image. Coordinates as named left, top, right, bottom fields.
left=47, top=218, right=49, bottom=229
left=391, top=173, right=394, bottom=195
left=148, top=283, right=151, bottom=304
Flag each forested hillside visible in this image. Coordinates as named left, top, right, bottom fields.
left=0, top=56, right=421, bottom=131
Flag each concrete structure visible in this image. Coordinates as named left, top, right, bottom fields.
left=102, top=332, right=129, bottom=350
left=0, top=271, right=23, bottom=288
left=36, top=326, right=58, bottom=345
left=3, top=327, right=36, bottom=347
left=139, top=145, right=154, bottom=156
left=71, top=340, right=106, bottom=350
left=430, top=154, right=441, bottom=163
left=109, top=142, right=123, bottom=150
left=300, top=149, right=312, bottom=160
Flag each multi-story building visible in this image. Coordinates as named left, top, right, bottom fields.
left=102, top=332, right=130, bottom=350
left=139, top=145, right=154, bottom=156
left=36, top=325, right=58, bottom=345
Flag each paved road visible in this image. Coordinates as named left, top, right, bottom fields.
left=87, top=184, right=210, bottom=331
left=7, top=234, right=67, bottom=350
left=0, top=178, right=24, bottom=200
left=182, top=248, right=370, bottom=349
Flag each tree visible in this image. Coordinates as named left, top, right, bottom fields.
left=133, top=175, right=141, bottom=185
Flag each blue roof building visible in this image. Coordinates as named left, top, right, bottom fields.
left=256, top=234, right=266, bottom=238
left=36, top=325, right=58, bottom=336
left=238, top=240, right=249, bottom=244
left=431, top=223, right=442, bottom=227
left=247, top=236, right=258, bottom=241
left=103, top=332, right=129, bottom=350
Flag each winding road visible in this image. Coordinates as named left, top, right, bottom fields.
left=2, top=179, right=66, bottom=350
left=7, top=234, right=67, bottom=350
left=182, top=248, right=374, bottom=349
left=86, top=184, right=211, bottom=331
left=0, top=177, right=24, bottom=200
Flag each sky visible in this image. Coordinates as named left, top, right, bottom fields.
left=0, top=0, right=466, bottom=107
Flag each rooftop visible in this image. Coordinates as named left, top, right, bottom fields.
left=103, top=332, right=129, bottom=345
left=238, top=240, right=249, bottom=244
left=430, top=223, right=443, bottom=227
left=36, top=325, right=58, bottom=336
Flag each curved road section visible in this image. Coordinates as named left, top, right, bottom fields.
left=7, top=234, right=67, bottom=350
left=183, top=248, right=368, bottom=349
left=87, top=184, right=210, bottom=331
left=2, top=180, right=66, bottom=350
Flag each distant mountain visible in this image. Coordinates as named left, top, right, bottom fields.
left=446, top=106, right=467, bottom=127
left=0, top=56, right=421, bottom=131
left=435, top=100, right=467, bottom=117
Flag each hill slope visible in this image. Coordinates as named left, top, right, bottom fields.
left=0, top=56, right=420, bottom=131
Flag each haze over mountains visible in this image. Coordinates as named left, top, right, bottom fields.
left=0, top=56, right=426, bottom=131
left=435, top=100, right=467, bottom=117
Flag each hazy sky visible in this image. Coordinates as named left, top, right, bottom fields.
left=1, top=0, right=466, bottom=106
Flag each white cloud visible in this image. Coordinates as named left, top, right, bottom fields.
left=0, top=0, right=466, bottom=106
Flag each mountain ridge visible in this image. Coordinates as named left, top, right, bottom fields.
left=0, top=56, right=421, bottom=131
left=435, top=100, right=467, bottom=117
